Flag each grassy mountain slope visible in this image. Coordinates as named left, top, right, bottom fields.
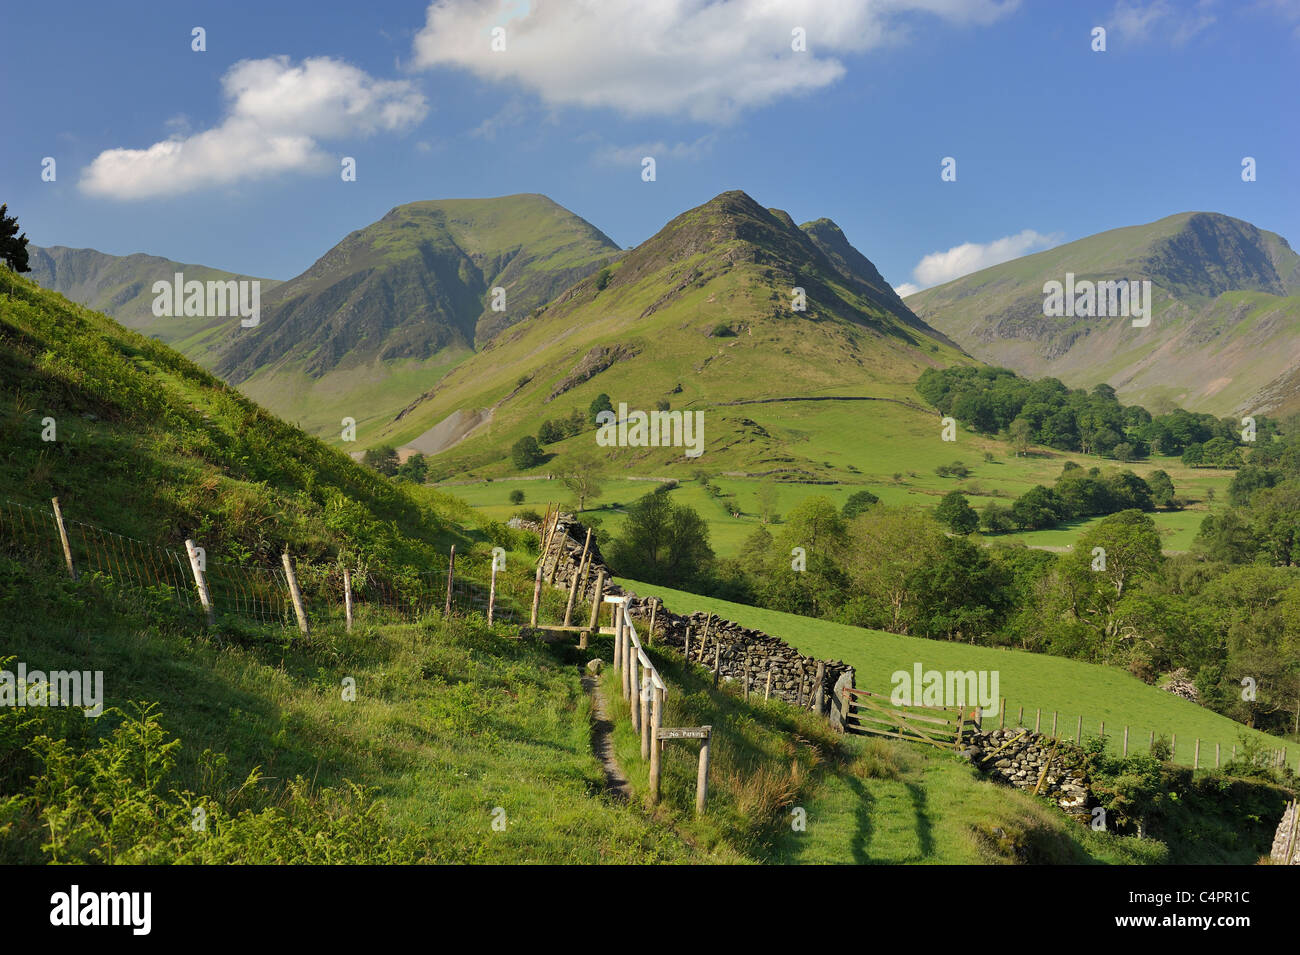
left=376, top=190, right=968, bottom=478
left=211, top=195, right=620, bottom=438
left=27, top=244, right=281, bottom=344
left=907, top=212, right=1300, bottom=417
left=0, top=273, right=457, bottom=569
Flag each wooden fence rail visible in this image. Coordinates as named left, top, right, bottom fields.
left=839, top=686, right=967, bottom=751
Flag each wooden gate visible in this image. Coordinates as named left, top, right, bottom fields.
left=839, top=687, right=968, bottom=750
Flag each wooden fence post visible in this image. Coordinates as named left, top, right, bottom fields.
left=563, top=529, right=591, bottom=627
left=712, top=636, right=721, bottom=688
left=649, top=687, right=664, bottom=803
left=764, top=669, right=773, bottom=701
left=529, top=564, right=543, bottom=627
left=1017, top=706, right=1023, bottom=727
left=696, top=727, right=712, bottom=814
left=1099, top=720, right=1105, bottom=741
left=343, top=568, right=353, bottom=633
left=1215, top=742, right=1220, bottom=768
left=1171, top=733, right=1176, bottom=758
left=584, top=569, right=604, bottom=650
left=562, top=557, right=581, bottom=628
left=444, top=545, right=455, bottom=616
left=684, top=627, right=691, bottom=663
left=1034, top=709, right=1041, bottom=733
left=814, top=661, right=825, bottom=714
left=647, top=598, right=658, bottom=646
left=1051, top=711, right=1058, bottom=739
left=487, top=561, right=497, bottom=626
left=999, top=701, right=1006, bottom=730
left=629, top=644, right=639, bottom=727
left=1194, top=738, right=1200, bottom=770
left=51, top=498, right=76, bottom=581
left=640, top=672, right=651, bottom=761
left=614, top=601, right=624, bottom=683
left=545, top=514, right=564, bottom=585
left=1076, top=714, right=1083, bottom=743
left=184, top=538, right=214, bottom=627
left=1123, top=725, right=1129, bottom=757
left=743, top=656, right=750, bottom=701
left=282, top=549, right=309, bottom=635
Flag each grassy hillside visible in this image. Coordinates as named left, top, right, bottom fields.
left=0, top=272, right=458, bottom=569
left=209, top=194, right=620, bottom=438
left=375, top=190, right=968, bottom=477
left=908, top=212, right=1300, bottom=417
left=616, top=580, right=1299, bottom=771
left=27, top=244, right=281, bottom=344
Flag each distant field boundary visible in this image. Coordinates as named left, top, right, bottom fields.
left=710, top=395, right=935, bottom=415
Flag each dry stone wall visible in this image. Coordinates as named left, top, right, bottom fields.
left=1271, top=802, right=1300, bottom=864
left=959, top=727, right=1093, bottom=816
left=522, top=513, right=854, bottom=719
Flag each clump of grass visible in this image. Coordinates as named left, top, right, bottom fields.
left=848, top=737, right=905, bottom=780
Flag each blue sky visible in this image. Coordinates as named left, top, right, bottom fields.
left=4, top=0, right=1297, bottom=292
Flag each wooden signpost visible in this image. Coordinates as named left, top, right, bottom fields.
left=652, top=725, right=712, bottom=814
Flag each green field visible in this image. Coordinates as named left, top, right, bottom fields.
left=437, top=403, right=1236, bottom=558
left=615, top=580, right=1299, bottom=771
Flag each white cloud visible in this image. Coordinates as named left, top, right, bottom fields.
left=412, top=0, right=1019, bottom=123
left=1110, top=0, right=1216, bottom=45
left=80, top=56, right=428, bottom=199
left=902, top=229, right=1062, bottom=291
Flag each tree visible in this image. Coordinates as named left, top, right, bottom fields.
left=559, top=454, right=605, bottom=511
left=362, top=445, right=398, bottom=476
left=935, top=491, right=979, bottom=535
left=907, top=536, right=1012, bottom=641
left=769, top=496, right=849, bottom=617
left=589, top=393, right=614, bottom=425
left=755, top=480, right=780, bottom=524
left=396, top=452, right=427, bottom=483
left=1011, top=485, right=1067, bottom=529
left=609, top=494, right=713, bottom=588
left=981, top=501, right=1015, bottom=533
left=841, top=489, right=879, bottom=519
left=1147, top=469, right=1176, bottom=509
left=537, top=419, right=564, bottom=444
left=0, top=204, right=31, bottom=274
left=509, top=489, right=525, bottom=505
left=1057, top=510, right=1163, bottom=662
left=511, top=436, right=543, bottom=470
left=842, top=506, right=945, bottom=633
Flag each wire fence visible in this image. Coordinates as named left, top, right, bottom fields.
left=0, top=497, right=523, bottom=632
